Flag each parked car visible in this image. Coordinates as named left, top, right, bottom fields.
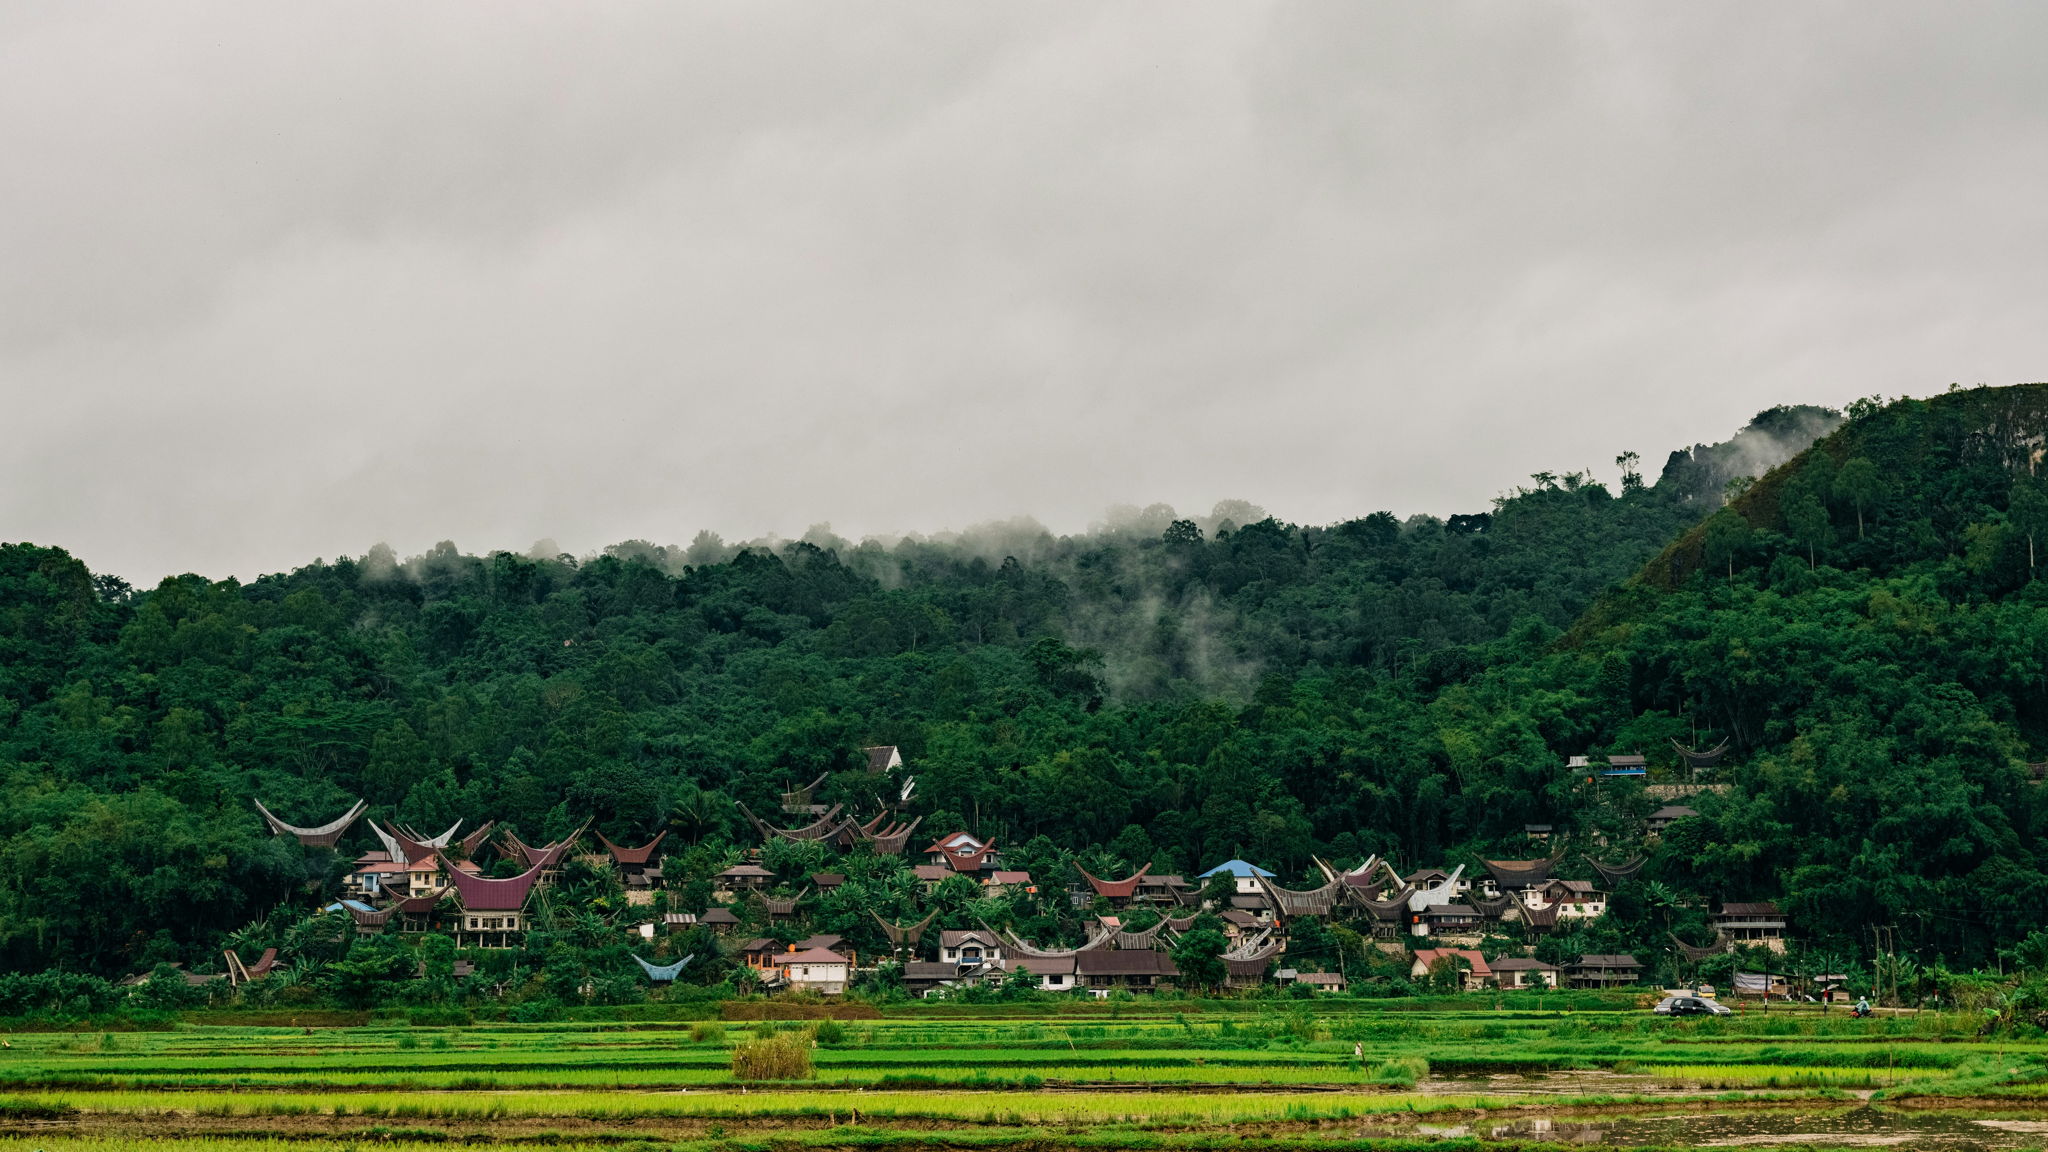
left=1654, top=994, right=1733, bottom=1016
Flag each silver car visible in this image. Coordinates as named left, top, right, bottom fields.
left=1654, top=995, right=1733, bottom=1016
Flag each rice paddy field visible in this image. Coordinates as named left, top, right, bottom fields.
left=2, top=1002, right=2046, bottom=1150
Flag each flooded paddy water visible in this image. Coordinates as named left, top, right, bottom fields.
left=1389, top=1106, right=2048, bottom=1149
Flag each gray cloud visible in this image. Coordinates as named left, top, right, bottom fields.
left=3, top=2, right=2044, bottom=582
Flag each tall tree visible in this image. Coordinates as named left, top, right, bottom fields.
left=1833, top=456, right=1883, bottom=538
left=1786, top=495, right=1831, bottom=571
left=2011, top=473, right=2048, bottom=576
left=1703, top=510, right=1751, bottom=581
left=1170, top=927, right=1228, bottom=991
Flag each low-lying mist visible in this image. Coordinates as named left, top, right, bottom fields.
left=342, top=405, right=1841, bottom=701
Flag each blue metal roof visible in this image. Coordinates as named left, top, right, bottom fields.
left=1199, top=859, right=1275, bottom=878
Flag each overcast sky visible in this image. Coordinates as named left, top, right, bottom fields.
left=4, top=3, right=2044, bottom=582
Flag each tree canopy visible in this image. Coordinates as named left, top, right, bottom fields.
left=10, top=390, right=2048, bottom=983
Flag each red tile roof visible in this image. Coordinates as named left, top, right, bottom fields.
left=1412, top=948, right=1491, bottom=977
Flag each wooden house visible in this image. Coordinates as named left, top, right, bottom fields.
left=1419, top=903, right=1484, bottom=940
left=902, top=960, right=972, bottom=997
left=1713, top=902, right=1787, bottom=952
left=1229, top=892, right=1275, bottom=917
left=1403, top=868, right=1474, bottom=899
left=937, top=929, right=1003, bottom=966
left=739, top=938, right=786, bottom=972
left=1564, top=954, right=1644, bottom=988
left=1138, top=873, right=1194, bottom=906
left=1217, top=909, right=1264, bottom=941
left=1647, top=806, right=1699, bottom=835
left=1075, top=949, right=1178, bottom=994
left=713, top=864, right=774, bottom=900
left=1276, top=970, right=1347, bottom=992
left=1526, top=879, right=1607, bottom=921
left=1489, top=957, right=1560, bottom=988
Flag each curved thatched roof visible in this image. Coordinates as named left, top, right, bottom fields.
left=254, top=799, right=367, bottom=848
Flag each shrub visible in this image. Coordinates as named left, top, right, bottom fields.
left=507, top=997, right=565, bottom=1023
left=690, top=1021, right=727, bottom=1044
left=731, top=1033, right=814, bottom=1081
left=813, top=1018, right=847, bottom=1045
left=1369, top=1055, right=1430, bottom=1086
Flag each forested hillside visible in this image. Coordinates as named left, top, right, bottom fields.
left=13, top=390, right=2048, bottom=983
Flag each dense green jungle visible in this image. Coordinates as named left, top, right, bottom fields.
left=7, top=385, right=2048, bottom=1004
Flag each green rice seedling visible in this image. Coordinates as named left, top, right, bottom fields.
left=1647, top=1063, right=1948, bottom=1089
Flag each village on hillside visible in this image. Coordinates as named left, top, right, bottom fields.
left=235, top=743, right=1790, bottom=1001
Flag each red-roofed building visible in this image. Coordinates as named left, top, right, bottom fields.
left=985, top=870, right=1035, bottom=894
left=924, top=831, right=1001, bottom=873
left=344, top=853, right=410, bottom=900
left=1411, top=948, right=1492, bottom=991
left=781, top=947, right=852, bottom=994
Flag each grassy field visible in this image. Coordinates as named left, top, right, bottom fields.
left=0, top=1002, right=2040, bottom=1150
